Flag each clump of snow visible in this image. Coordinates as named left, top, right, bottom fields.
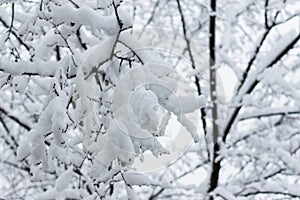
left=56, top=168, right=73, bottom=191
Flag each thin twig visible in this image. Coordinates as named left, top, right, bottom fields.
left=5, top=2, right=15, bottom=42
left=0, top=106, right=31, bottom=131
left=176, top=0, right=207, bottom=137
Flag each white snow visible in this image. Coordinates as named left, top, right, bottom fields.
left=56, top=168, right=73, bottom=191
left=50, top=3, right=120, bottom=36
left=0, top=56, right=70, bottom=76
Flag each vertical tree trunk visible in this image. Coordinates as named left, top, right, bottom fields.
left=207, top=0, right=221, bottom=199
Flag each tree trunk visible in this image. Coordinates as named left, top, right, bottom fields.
left=207, top=0, right=221, bottom=199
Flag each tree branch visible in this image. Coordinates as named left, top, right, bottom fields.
left=0, top=106, right=31, bottom=131
left=238, top=108, right=300, bottom=121
left=222, top=33, right=300, bottom=143
left=0, top=17, right=30, bottom=51
left=176, top=0, right=207, bottom=137
left=5, top=2, right=15, bottom=42
left=264, top=0, right=269, bottom=28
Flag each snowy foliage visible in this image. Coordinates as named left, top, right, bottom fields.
left=0, top=0, right=300, bottom=199
left=0, top=0, right=206, bottom=199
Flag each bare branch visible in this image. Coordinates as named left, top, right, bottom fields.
left=5, top=2, right=15, bottom=42
left=264, top=0, right=269, bottom=28
left=176, top=0, right=208, bottom=137
left=0, top=17, right=30, bottom=51
left=0, top=106, right=31, bottom=131
left=238, top=108, right=300, bottom=121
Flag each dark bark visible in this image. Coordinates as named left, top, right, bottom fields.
left=207, top=0, right=220, bottom=198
